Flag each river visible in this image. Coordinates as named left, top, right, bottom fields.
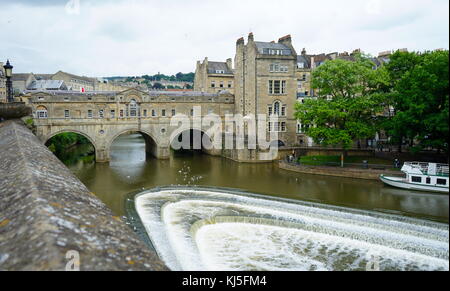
left=66, top=133, right=449, bottom=223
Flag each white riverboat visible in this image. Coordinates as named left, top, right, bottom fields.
left=380, top=162, right=449, bottom=194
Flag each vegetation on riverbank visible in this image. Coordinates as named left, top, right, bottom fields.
left=298, top=155, right=392, bottom=166
left=295, top=50, right=449, bottom=156
left=46, top=133, right=95, bottom=164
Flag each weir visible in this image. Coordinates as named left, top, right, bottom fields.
left=133, top=187, right=449, bottom=271
left=0, top=119, right=167, bottom=271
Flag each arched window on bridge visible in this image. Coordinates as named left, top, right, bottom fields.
left=36, top=105, right=48, bottom=119
left=129, top=99, right=139, bottom=117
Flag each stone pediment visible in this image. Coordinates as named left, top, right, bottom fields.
left=117, top=88, right=148, bottom=102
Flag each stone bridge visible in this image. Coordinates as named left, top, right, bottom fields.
left=22, top=89, right=239, bottom=162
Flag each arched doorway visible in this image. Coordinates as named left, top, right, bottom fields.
left=45, top=131, right=96, bottom=165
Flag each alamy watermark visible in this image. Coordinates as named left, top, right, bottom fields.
left=168, top=106, right=281, bottom=159
left=65, top=0, right=81, bottom=15
left=65, top=250, right=80, bottom=271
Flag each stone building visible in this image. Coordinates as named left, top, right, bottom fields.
left=194, top=57, right=234, bottom=94
left=234, top=33, right=299, bottom=147
left=11, top=73, right=36, bottom=94
left=52, top=71, right=96, bottom=92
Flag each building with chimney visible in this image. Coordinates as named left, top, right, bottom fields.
left=194, top=57, right=234, bottom=94
left=234, top=33, right=299, bottom=146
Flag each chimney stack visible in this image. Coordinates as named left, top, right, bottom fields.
left=278, top=34, right=292, bottom=45
left=248, top=32, right=254, bottom=42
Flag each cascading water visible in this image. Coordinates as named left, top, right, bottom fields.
left=133, top=187, right=449, bottom=271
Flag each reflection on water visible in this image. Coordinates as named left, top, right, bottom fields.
left=68, top=134, right=449, bottom=222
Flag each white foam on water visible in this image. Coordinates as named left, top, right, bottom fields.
left=195, top=223, right=448, bottom=271
left=134, top=189, right=449, bottom=271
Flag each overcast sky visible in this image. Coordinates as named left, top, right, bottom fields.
left=0, top=0, right=448, bottom=77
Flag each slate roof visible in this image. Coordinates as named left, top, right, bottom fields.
left=254, top=42, right=293, bottom=55
left=297, top=55, right=311, bottom=68
left=207, top=62, right=233, bottom=74
left=55, top=71, right=96, bottom=83
left=28, top=80, right=67, bottom=90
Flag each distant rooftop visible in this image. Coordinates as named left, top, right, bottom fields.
left=254, top=42, right=293, bottom=55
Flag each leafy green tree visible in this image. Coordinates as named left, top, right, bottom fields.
left=383, top=50, right=449, bottom=153
left=295, top=55, right=387, bottom=153
left=152, top=82, right=165, bottom=90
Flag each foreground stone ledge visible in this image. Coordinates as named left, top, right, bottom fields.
left=0, top=120, right=168, bottom=271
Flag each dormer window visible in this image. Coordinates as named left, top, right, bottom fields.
left=269, top=49, right=283, bottom=55
left=297, top=62, right=305, bottom=69
left=215, top=70, right=225, bottom=74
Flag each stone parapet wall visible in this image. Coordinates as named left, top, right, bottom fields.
left=0, top=120, right=167, bottom=271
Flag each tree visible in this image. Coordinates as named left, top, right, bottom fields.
left=383, top=50, right=449, bottom=153
left=152, top=82, right=165, bottom=90
left=295, top=54, right=387, bottom=153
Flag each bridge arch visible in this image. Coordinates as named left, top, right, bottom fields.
left=108, top=129, right=161, bottom=160
left=44, top=129, right=98, bottom=151
left=44, top=129, right=99, bottom=161
left=170, top=128, right=221, bottom=156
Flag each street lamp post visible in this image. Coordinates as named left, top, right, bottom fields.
left=3, top=60, right=13, bottom=103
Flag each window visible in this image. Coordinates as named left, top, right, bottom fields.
left=437, top=179, right=447, bottom=186
left=274, top=81, right=281, bottom=94
left=162, top=109, right=166, bottom=117
left=426, top=177, right=431, bottom=184
left=274, top=101, right=280, bottom=116
left=274, top=122, right=280, bottom=132
left=64, top=110, right=70, bottom=118
left=268, top=106, right=273, bottom=116
left=87, top=96, right=92, bottom=101
left=269, top=80, right=286, bottom=94
left=110, top=110, right=115, bottom=118
left=216, top=70, right=225, bottom=74
left=99, top=110, right=104, bottom=118
left=281, top=122, right=286, bottom=132
left=281, top=106, right=286, bottom=116
left=143, top=109, right=147, bottom=117
left=298, top=80, right=302, bottom=89
left=302, top=74, right=307, bottom=81
left=211, top=81, right=215, bottom=88
left=411, top=176, right=422, bottom=183
left=38, top=96, right=45, bottom=101
left=64, top=97, right=69, bottom=101
left=228, top=81, right=232, bottom=88
left=190, top=109, right=194, bottom=116
left=269, top=49, right=283, bottom=55
left=152, top=109, right=156, bottom=117
left=298, top=62, right=305, bottom=69
left=36, top=107, right=48, bottom=119
left=171, top=109, right=176, bottom=116
left=129, top=99, right=138, bottom=117
left=120, top=110, right=124, bottom=117
left=220, top=81, right=224, bottom=88
left=270, top=64, right=288, bottom=73
left=87, top=110, right=93, bottom=118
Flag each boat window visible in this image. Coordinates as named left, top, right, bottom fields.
left=426, top=177, right=431, bottom=184
left=437, top=179, right=447, bottom=186
left=411, top=176, right=422, bottom=183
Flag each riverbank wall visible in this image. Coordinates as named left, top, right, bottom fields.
left=0, top=119, right=168, bottom=271
left=278, top=161, right=402, bottom=181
